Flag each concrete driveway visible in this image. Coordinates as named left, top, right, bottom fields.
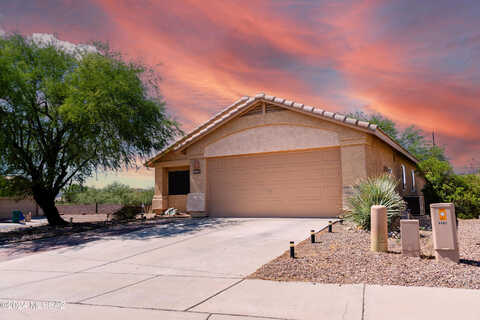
left=1, top=218, right=479, bottom=320
left=0, top=218, right=332, bottom=319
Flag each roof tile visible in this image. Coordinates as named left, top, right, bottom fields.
left=323, top=111, right=334, bottom=118
left=303, top=105, right=314, bottom=112
left=357, top=120, right=369, bottom=128
left=345, top=117, right=358, bottom=125
left=292, top=102, right=304, bottom=109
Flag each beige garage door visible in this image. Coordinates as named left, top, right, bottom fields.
left=207, top=148, right=342, bottom=217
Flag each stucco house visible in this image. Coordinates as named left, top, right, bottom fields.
left=146, top=93, right=425, bottom=218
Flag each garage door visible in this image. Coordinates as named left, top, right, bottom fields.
left=207, top=148, right=342, bottom=217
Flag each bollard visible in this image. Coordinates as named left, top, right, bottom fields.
left=310, top=230, right=315, bottom=243
left=328, top=221, right=332, bottom=233
left=95, top=202, right=98, bottom=214
left=290, top=241, right=295, bottom=258
left=371, top=205, right=388, bottom=252
left=69, top=217, right=73, bottom=225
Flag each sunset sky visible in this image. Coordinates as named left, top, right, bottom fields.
left=1, top=0, right=479, bottom=188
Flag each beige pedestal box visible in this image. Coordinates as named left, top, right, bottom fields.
left=400, top=220, right=420, bottom=257
left=187, top=193, right=207, bottom=217
left=371, top=205, right=388, bottom=252
left=430, top=203, right=459, bottom=263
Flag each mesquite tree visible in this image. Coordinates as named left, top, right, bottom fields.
left=0, top=34, right=180, bottom=225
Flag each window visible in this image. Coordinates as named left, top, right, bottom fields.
left=401, top=164, right=406, bottom=190
left=168, top=170, right=190, bottom=195
left=411, top=169, right=416, bottom=192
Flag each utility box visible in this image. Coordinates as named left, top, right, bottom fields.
left=400, top=219, right=420, bottom=257
left=430, top=203, right=459, bottom=263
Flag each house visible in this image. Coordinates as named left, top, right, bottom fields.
left=145, top=93, right=425, bottom=218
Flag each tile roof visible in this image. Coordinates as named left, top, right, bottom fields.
left=145, top=93, right=418, bottom=166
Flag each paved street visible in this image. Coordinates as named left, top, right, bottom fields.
left=0, top=218, right=479, bottom=319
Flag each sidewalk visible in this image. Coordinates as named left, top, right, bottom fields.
left=2, top=280, right=480, bottom=319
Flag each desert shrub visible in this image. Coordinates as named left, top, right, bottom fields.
left=112, top=205, right=142, bottom=220
left=62, top=183, right=154, bottom=206
left=419, top=158, right=480, bottom=218
left=345, top=174, right=406, bottom=230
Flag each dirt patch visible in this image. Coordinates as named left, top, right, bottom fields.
left=0, top=222, right=106, bottom=245
left=249, top=219, right=480, bottom=289
left=0, top=215, right=190, bottom=245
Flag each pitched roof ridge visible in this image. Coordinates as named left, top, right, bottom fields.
left=146, top=92, right=417, bottom=166
left=258, top=92, right=377, bottom=131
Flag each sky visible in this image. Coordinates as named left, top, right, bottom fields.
left=1, top=0, right=479, bottom=188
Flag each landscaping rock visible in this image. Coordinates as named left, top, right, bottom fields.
left=249, top=219, right=480, bottom=289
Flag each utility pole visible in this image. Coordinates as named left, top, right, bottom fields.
left=432, top=129, right=436, bottom=146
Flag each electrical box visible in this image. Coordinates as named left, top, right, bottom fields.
left=430, top=203, right=459, bottom=263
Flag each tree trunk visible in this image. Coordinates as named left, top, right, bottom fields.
left=33, top=191, right=67, bottom=226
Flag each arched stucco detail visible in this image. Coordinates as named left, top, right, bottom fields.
left=204, top=125, right=340, bottom=158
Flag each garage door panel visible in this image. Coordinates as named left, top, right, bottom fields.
left=207, top=149, right=342, bottom=217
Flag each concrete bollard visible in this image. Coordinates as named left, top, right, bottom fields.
left=400, top=220, right=420, bottom=257
left=430, top=203, right=459, bottom=263
left=371, top=205, right=388, bottom=252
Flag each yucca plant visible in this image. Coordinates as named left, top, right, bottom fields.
left=345, top=174, right=406, bottom=230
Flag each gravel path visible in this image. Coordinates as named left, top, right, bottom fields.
left=249, top=219, right=480, bottom=289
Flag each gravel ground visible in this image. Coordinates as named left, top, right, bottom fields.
left=249, top=219, right=480, bottom=289
left=0, top=214, right=187, bottom=245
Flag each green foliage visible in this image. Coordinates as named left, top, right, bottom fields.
left=347, top=112, right=398, bottom=139
left=62, top=182, right=154, bottom=206
left=0, top=33, right=180, bottom=224
left=345, top=174, right=406, bottom=230
left=347, top=112, right=446, bottom=161
left=419, top=159, right=480, bottom=218
left=0, top=176, right=32, bottom=198
left=62, top=183, right=87, bottom=203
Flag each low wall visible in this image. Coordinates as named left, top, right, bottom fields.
left=56, top=204, right=122, bottom=215
left=0, top=198, right=43, bottom=220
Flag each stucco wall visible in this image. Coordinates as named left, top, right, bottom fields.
left=184, top=106, right=367, bottom=158
left=152, top=101, right=423, bottom=215
left=204, top=125, right=340, bottom=158
left=0, top=198, right=43, bottom=220
left=365, top=135, right=425, bottom=197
